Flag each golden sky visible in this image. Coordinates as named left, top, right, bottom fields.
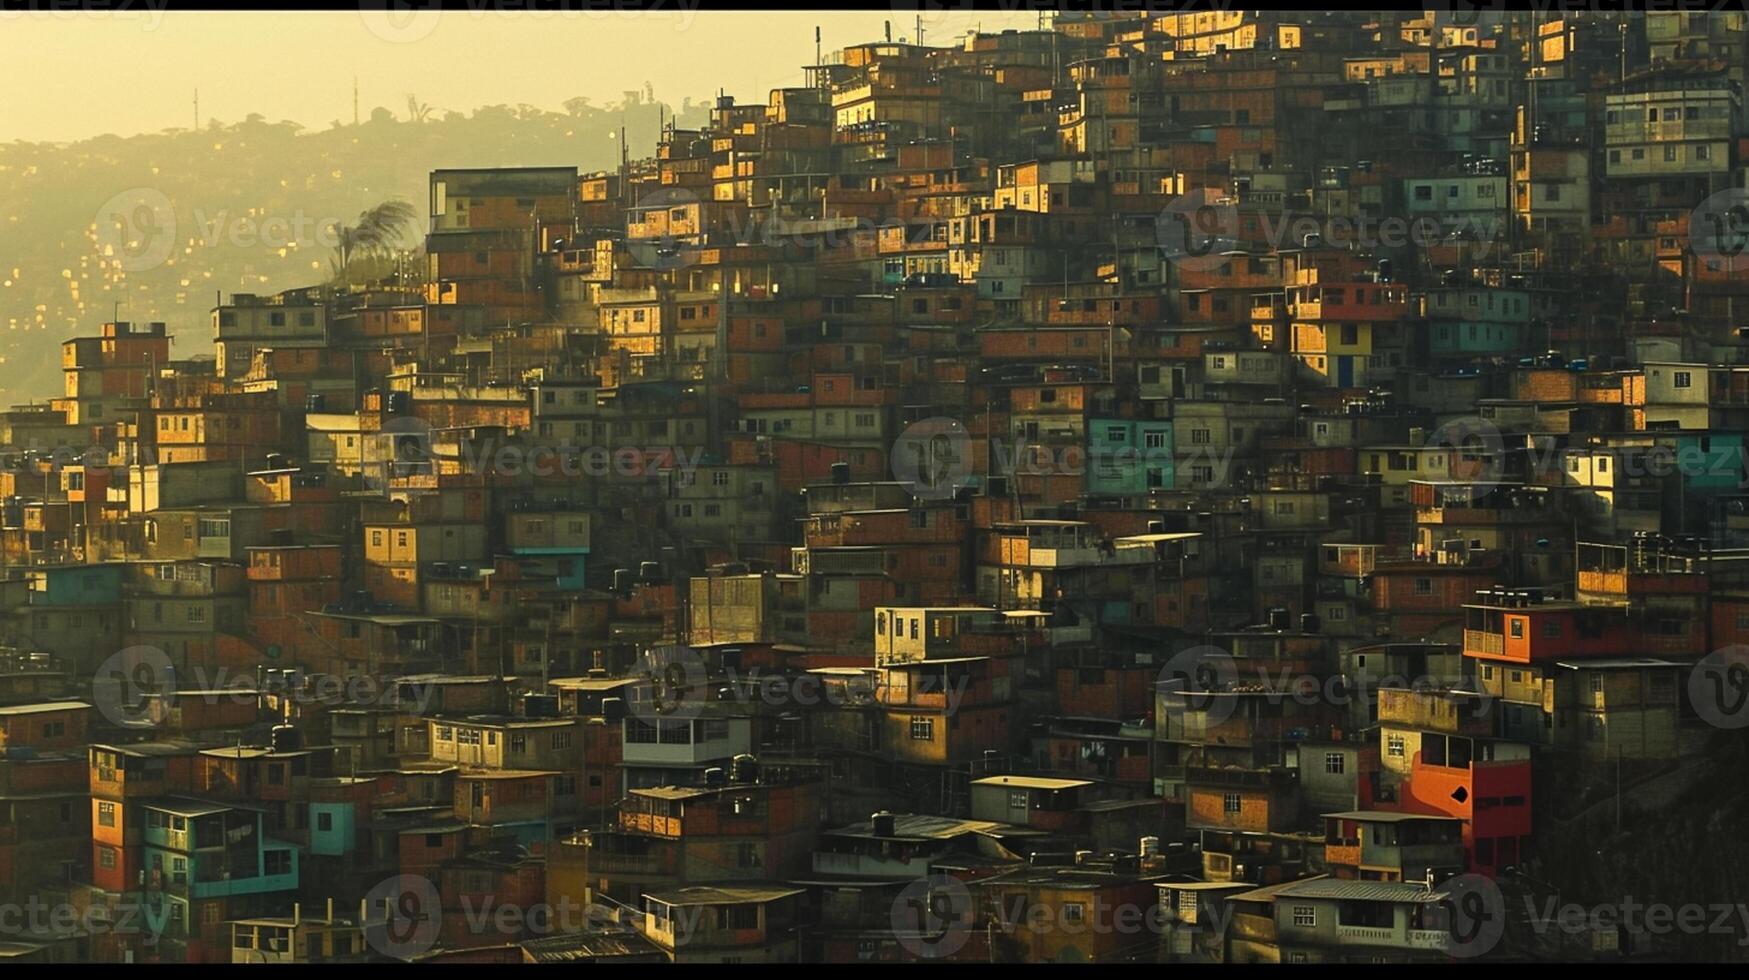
left=4, top=9, right=1044, bottom=143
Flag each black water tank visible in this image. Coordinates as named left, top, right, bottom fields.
left=1300, top=613, right=1321, bottom=634
left=872, top=811, right=897, bottom=837
left=1268, top=607, right=1290, bottom=630
left=270, top=725, right=303, bottom=752
left=730, top=753, right=759, bottom=784
left=600, top=698, right=625, bottom=721
left=305, top=394, right=327, bottom=413
left=830, top=461, right=850, bottom=484
left=704, top=767, right=727, bottom=787
left=386, top=391, right=411, bottom=415
left=523, top=694, right=558, bottom=719
left=613, top=568, right=633, bottom=595
left=639, top=562, right=661, bottom=583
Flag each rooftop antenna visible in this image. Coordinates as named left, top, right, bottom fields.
left=816, top=25, right=822, bottom=68
left=353, top=76, right=360, bottom=127
left=916, top=14, right=924, bottom=46
left=885, top=21, right=892, bottom=44
left=193, top=88, right=199, bottom=131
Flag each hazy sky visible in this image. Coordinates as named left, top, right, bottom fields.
left=4, top=9, right=1046, bottom=144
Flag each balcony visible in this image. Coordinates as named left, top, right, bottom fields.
left=1406, top=929, right=1450, bottom=950
left=1463, top=629, right=1504, bottom=656
left=1335, top=924, right=1398, bottom=945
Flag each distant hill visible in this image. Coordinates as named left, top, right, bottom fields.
left=0, top=92, right=710, bottom=405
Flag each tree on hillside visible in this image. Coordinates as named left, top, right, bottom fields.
left=328, top=199, right=417, bottom=283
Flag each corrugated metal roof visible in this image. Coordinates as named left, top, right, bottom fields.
left=1276, top=878, right=1448, bottom=904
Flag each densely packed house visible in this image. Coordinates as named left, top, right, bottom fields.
left=4, top=9, right=1749, bottom=965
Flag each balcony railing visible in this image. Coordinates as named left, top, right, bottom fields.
left=1336, top=924, right=1397, bottom=943
left=1463, top=629, right=1505, bottom=655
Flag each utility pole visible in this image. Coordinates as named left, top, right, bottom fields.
left=193, top=89, right=199, bottom=131
left=354, top=76, right=360, bottom=127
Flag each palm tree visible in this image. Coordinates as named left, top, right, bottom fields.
left=329, top=199, right=417, bottom=283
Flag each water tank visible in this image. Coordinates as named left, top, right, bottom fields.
left=830, top=461, right=850, bottom=485
left=639, top=562, right=661, bottom=583
left=1074, top=850, right=1094, bottom=865
left=871, top=811, right=897, bottom=837
left=1268, top=607, right=1291, bottom=630
left=1300, top=613, right=1321, bottom=634
left=704, top=767, right=727, bottom=788
left=612, top=568, right=633, bottom=595
left=730, top=753, right=759, bottom=784
left=599, top=697, right=625, bottom=721
left=265, top=453, right=287, bottom=470
left=270, top=725, right=303, bottom=752
left=1140, top=836, right=1161, bottom=858
left=305, top=394, right=327, bottom=413
left=523, top=694, right=558, bottom=719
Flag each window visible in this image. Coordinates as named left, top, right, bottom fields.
left=98, top=802, right=117, bottom=827
left=1324, top=752, right=1345, bottom=774
left=1387, top=734, right=1405, bottom=758
left=264, top=850, right=292, bottom=876
left=1509, top=620, right=1524, bottom=639
left=551, top=730, right=573, bottom=750
left=1063, top=903, right=1085, bottom=924
left=1222, top=793, right=1242, bottom=814
left=909, top=716, right=934, bottom=740
left=1674, top=371, right=1693, bottom=389
left=316, top=812, right=333, bottom=832
left=1293, top=906, right=1316, bottom=927
left=1414, top=577, right=1433, bottom=596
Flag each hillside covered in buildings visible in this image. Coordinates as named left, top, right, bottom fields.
left=4, top=7, right=1749, bottom=966
left=0, top=89, right=707, bottom=403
